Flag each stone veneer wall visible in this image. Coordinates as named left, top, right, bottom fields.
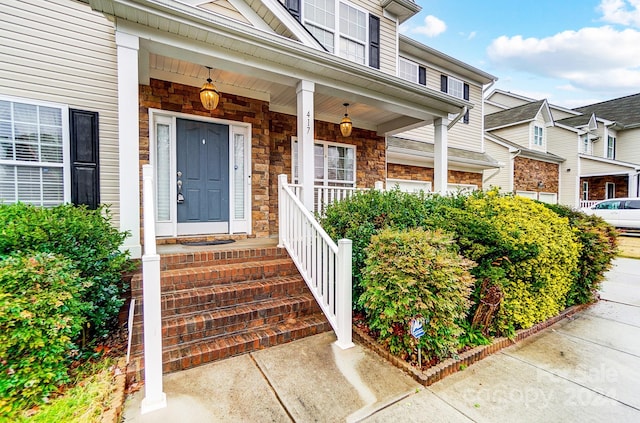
left=139, top=79, right=387, bottom=239
left=580, top=175, right=629, bottom=200
left=513, top=156, right=559, bottom=194
left=387, top=163, right=483, bottom=188
left=268, top=113, right=386, bottom=234
left=139, top=79, right=271, bottom=239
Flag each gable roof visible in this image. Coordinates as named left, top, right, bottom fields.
left=574, top=93, right=640, bottom=128
left=484, top=100, right=546, bottom=130
left=555, top=114, right=593, bottom=129
left=484, top=133, right=565, bottom=163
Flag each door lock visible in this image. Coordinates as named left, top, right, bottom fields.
left=177, top=172, right=184, bottom=204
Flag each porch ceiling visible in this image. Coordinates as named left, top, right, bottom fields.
left=90, top=0, right=471, bottom=135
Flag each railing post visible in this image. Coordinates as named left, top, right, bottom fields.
left=140, top=165, right=167, bottom=414
left=335, top=239, right=354, bottom=349
left=278, top=174, right=287, bottom=248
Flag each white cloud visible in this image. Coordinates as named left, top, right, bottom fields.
left=599, top=0, right=640, bottom=27
left=487, top=26, right=640, bottom=93
left=413, top=15, right=447, bottom=37
left=468, top=31, right=477, bottom=40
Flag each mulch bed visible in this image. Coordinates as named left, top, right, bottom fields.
left=353, top=303, right=591, bottom=386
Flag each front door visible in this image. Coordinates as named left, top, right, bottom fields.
left=176, top=119, right=229, bottom=235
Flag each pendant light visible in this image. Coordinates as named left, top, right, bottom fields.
left=200, top=66, right=220, bottom=111
left=340, top=103, right=353, bottom=137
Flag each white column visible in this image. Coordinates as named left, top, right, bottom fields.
left=630, top=171, right=639, bottom=198
left=140, top=165, right=167, bottom=414
left=433, top=117, right=449, bottom=194
left=297, top=80, right=315, bottom=211
left=335, top=238, right=354, bottom=349
left=116, top=31, right=142, bottom=258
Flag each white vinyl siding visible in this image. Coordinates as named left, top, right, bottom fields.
left=397, top=76, right=484, bottom=153
left=0, top=0, right=119, bottom=221
left=616, top=127, right=640, bottom=164
left=482, top=139, right=513, bottom=193
left=491, top=125, right=531, bottom=148
left=546, top=126, right=579, bottom=207
left=349, top=0, right=395, bottom=74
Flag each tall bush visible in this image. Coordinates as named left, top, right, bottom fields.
left=321, top=188, right=433, bottom=304
left=0, top=203, right=131, bottom=341
left=544, top=203, right=618, bottom=305
left=359, top=228, right=475, bottom=360
left=464, top=193, right=580, bottom=333
left=0, top=253, right=87, bottom=415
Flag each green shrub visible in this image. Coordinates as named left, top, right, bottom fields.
left=544, top=203, right=618, bottom=305
left=464, top=193, right=580, bottom=333
left=0, top=253, right=88, bottom=416
left=0, top=203, right=131, bottom=341
left=321, top=188, right=433, bottom=306
left=359, top=228, right=475, bottom=361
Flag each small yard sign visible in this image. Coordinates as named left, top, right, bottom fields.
left=410, top=318, right=425, bottom=339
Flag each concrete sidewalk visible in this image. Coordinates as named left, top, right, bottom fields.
left=122, top=258, right=640, bottom=422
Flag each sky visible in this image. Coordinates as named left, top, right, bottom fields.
left=400, top=0, right=640, bottom=109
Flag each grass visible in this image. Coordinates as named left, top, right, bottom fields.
left=617, top=235, right=640, bottom=259
left=11, top=357, right=118, bottom=423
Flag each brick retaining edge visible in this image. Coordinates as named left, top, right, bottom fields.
left=353, top=303, right=591, bottom=386
left=101, top=357, right=127, bottom=423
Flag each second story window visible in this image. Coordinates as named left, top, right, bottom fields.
left=299, top=0, right=375, bottom=66
left=447, top=77, right=464, bottom=99
left=533, top=125, right=544, bottom=146
left=607, top=135, right=616, bottom=159
left=440, top=75, right=470, bottom=123
left=581, top=136, right=590, bottom=154
left=398, top=58, right=418, bottom=83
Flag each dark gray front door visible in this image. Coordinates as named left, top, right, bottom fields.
left=176, top=119, right=229, bottom=232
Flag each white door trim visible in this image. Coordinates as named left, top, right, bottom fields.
left=149, top=109, right=252, bottom=237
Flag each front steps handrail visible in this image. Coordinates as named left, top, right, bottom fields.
left=278, top=174, right=354, bottom=349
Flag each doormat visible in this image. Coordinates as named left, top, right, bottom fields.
left=181, top=239, right=236, bottom=246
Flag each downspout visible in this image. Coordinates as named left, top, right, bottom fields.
left=447, top=106, right=467, bottom=130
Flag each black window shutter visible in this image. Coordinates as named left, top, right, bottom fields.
left=286, top=0, right=301, bottom=21
left=418, top=66, right=426, bottom=85
left=369, top=15, right=380, bottom=69
left=69, top=109, right=99, bottom=209
left=440, top=74, right=448, bottom=93
left=463, top=83, right=470, bottom=124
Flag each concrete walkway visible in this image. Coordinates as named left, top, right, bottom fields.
left=122, top=258, right=640, bottom=422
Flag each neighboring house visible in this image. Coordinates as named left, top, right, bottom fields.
left=484, top=90, right=640, bottom=207
left=483, top=99, right=563, bottom=203
left=1, top=0, right=497, bottom=258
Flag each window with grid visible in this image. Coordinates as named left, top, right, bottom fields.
left=607, top=135, right=616, bottom=159
left=293, top=139, right=355, bottom=187
left=533, top=125, right=543, bottom=146
left=447, top=77, right=464, bottom=99
left=581, top=136, right=590, bottom=154
left=0, top=99, right=65, bottom=206
left=303, top=0, right=368, bottom=65
left=398, top=58, right=418, bottom=83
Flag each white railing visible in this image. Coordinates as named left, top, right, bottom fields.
left=278, top=174, right=354, bottom=349
left=580, top=200, right=599, bottom=209
left=314, top=186, right=358, bottom=215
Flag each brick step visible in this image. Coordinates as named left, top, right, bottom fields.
left=130, top=258, right=299, bottom=295
left=130, top=275, right=309, bottom=318
left=126, top=312, right=331, bottom=383
left=129, top=293, right=322, bottom=354
left=159, top=247, right=288, bottom=271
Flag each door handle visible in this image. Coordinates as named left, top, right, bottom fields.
left=177, top=171, right=184, bottom=204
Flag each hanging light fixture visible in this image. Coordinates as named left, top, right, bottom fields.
left=340, top=103, right=353, bottom=137
left=200, top=66, right=220, bottom=111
